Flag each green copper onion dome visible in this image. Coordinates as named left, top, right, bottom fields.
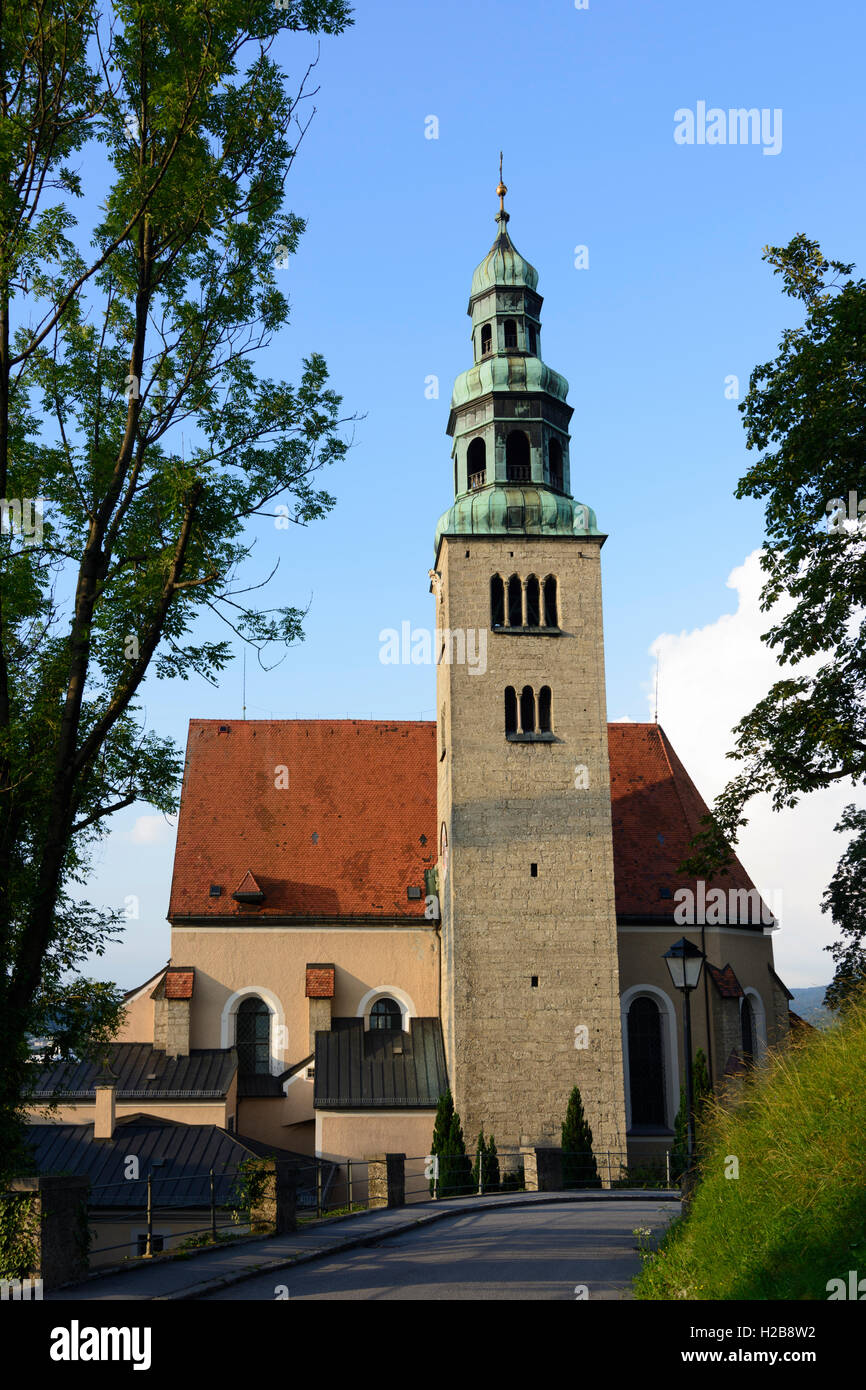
left=434, top=162, right=601, bottom=554
left=435, top=486, right=599, bottom=554
left=470, top=223, right=539, bottom=299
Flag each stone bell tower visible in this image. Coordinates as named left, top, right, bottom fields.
left=432, top=170, right=626, bottom=1156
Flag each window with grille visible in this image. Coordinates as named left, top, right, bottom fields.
left=627, top=996, right=666, bottom=1126
left=236, top=996, right=271, bottom=1075
left=369, top=997, right=402, bottom=1031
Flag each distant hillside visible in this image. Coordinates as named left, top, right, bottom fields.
left=789, top=985, right=834, bottom=1029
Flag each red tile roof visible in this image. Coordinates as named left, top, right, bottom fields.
left=168, top=719, right=764, bottom=923
left=306, top=965, right=335, bottom=999
left=163, top=969, right=194, bottom=1000
left=607, top=723, right=766, bottom=920
left=707, top=963, right=744, bottom=999
left=169, top=721, right=437, bottom=920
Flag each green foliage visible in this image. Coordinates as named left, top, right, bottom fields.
left=635, top=1003, right=866, bottom=1300
left=561, top=1085, right=600, bottom=1189
left=822, top=806, right=866, bottom=1011
left=470, top=1129, right=501, bottom=1194
left=429, top=1091, right=472, bottom=1198
left=680, top=235, right=866, bottom=1006
left=0, top=1192, right=40, bottom=1280
left=0, top=0, right=353, bottom=1181
left=671, top=1047, right=713, bottom=1182
left=228, top=1156, right=275, bottom=1228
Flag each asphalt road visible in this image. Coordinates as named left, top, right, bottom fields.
left=202, top=1199, right=676, bottom=1301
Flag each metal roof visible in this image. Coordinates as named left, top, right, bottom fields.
left=32, top=1044, right=237, bottom=1100
left=23, top=1119, right=323, bottom=1208
left=314, top=1018, right=448, bottom=1109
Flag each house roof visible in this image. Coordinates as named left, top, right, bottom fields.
left=707, top=963, right=745, bottom=1000
left=32, top=1044, right=236, bottom=1100
left=23, top=1119, right=323, bottom=1208
left=168, top=718, right=766, bottom=925
left=314, top=1018, right=448, bottom=1109
left=169, top=721, right=437, bottom=921
left=608, top=723, right=768, bottom=923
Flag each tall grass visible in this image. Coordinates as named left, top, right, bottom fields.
left=634, top=1004, right=866, bottom=1300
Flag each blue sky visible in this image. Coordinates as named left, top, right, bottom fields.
left=77, top=0, right=866, bottom=989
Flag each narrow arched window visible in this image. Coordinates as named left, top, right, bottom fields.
left=525, top=575, right=540, bottom=627
left=370, top=997, right=402, bottom=1031
left=506, top=430, right=531, bottom=483
left=504, top=318, right=518, bottom=349
left=236, top=996, right=270, bottom=1076
left=490, top=574, right=505, bottom=628
left=507, top=574, right=523, bottom=627
left=741, top=996, right=755, bottom=1062
left=538, top=686, right=552, bottom=733
left=528, top=325, right=537, bottom=354
left=548, top=438, right=563, bottom=490
left=504, top=686, right=518, bottom=735
left=480, top=323, right=492, bottom=356
left=520, top=685, right=535, bottom=734
left=543, top=575, right=558, bottom=628
left=627, top=996, right=666, bottom=1126
left=467, top=437, right=486, bottom=490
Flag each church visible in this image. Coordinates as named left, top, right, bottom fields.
left=34, top=180, right=796, bottom=1181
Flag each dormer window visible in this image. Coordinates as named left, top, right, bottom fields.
left=480, top=323, right=492, bottom=356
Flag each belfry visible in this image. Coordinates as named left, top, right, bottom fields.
left=433, top=170, right=628, bottom=1151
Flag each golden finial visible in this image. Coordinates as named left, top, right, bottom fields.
left=496, top=150, right=507, bottom=214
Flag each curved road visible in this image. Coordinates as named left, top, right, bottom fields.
left=202, top=1199, right=676, bottom=1301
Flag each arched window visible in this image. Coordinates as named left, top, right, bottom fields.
left=520, top=685, right=535, bottom=734
left=548, top=438, right=563, bottom=490
left=236, top=996, right=270, bottom=1076
left=507, top=574, right=523, bottom=627
left=525, top=575, right=540, bottom=627
left=506, top=430, right=530, bottom=482
left=370, top=997, right=402, bottom=1031
left=741, top=996, right=755, bottom=1063
left=538, top=685, right=552, bottom=733
left=543, top=574, right=558, bottom=628
left=627, top=996, right=666, bottom=1126
left=528, top=325, right=537, bottom=354
left=503, top=318, right=518, bottom=349
left=490, top=574, right=505, bottom=627
left=504, top=686, right=518, bottom=735
left=480, top=323, right=492, bottom=356
left=467, top=437, right=486, bottom=490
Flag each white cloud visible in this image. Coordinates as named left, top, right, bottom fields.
left=127, top=815, right=174, bottom=845
left=649, top=550, right=859, bottom=989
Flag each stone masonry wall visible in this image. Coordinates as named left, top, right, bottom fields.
left=435, top=533, right=627, bottom=1155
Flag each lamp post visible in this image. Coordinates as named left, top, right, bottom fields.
left=663, top=936, right=705, bottom=1169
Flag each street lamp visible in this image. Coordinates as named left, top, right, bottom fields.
left=663, top=936, right=705, bottom=1170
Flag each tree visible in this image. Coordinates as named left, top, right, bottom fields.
left=683, top=235, right=866, bottom=1008
left=0, top=0, right=353, bottom=1181
left=822, top=806, right=866, bottom=1012
left=561, top=1084, right=600, bottom=1189
left=671, top=1047, right=713, bottom=1182
left=429, top=1090, right=454, bottom=1195
left=445, top=1109, right=472, bottom=1198
left=470, top=1128, right=501, bottom=1194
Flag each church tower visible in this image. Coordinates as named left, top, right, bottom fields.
left=433, top=173, right=627, bottom=1156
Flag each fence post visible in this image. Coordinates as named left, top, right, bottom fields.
left=209, top=1168, right=216, bottom=1240
left=145, top=1174, right=153, bottom=1258
left=316, top=1161, right=323, bottom=1218
left=477, top=1146, right=483, bottom=1195
left=606, top=1152, right=612, bottom=1189
left=367, top=1154, right=405, bottom=1209
left=347, top=1159, right=353, bottom=1210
